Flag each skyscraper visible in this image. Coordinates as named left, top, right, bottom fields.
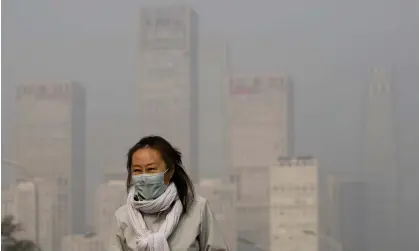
left=364, top=68, right=399, bottom=251
left=327, top=174, right=367, bottom=251
left=94, top=172, right=126, bottom=247
left=196, top=179, right=237, bottom=251
left=270, top=157, right=320, bottom=251
left=229, top=74, right=294, bottom=169
left=137, top=5, right=199, bottom=182
left=15, top=82, right=86, bottom=247
left=229, top=74, right=294, bottom=249
left=36, top=179, right=56, bottom=251
left=199, top=38, right=230, bottom=178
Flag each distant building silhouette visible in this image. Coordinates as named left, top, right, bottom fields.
left=363, top=68, right=399, bottom=251
left=270, top=157, right=321, bottom=251
left=196, top=179, right=237, bottom=251
left=137, top=4, right=199, bottom=182
left=15, top=82, right=86, bottom=250
left=229, top=75, right=294, bottom=168
left=326, top=173, right=367, bottom=251
left=229, top=74, right=294, bottom=250
left=94, top=174, right=126, bottom=247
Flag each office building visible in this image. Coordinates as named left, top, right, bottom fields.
left=5, top=178, right=64, bottom=251
left=229, top=75, right=294, bottom=168
left=326, top=174, right=367, bottom=251
left=196, top=179, right=237, bottom=251
left=270, top=157, right=320, bottom=251
left=364, top=68, right=399, bottom=251
left=94, top=172, right=126, bottom=246
left=199, top=38, right=231, bottom=178
left=229, top=75, right=293, bottom=250
left=13, top=180, right=38, bottom=241
left=232, top=166, right=270, bottom=250
left=138, top=5, right=199, bottom=182
left=34, top=178, right=56, bottom=251
left=15, top=82, right=86, bottom=250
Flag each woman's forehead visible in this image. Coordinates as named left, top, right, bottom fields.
left=132, top=148, right=162, bottom=164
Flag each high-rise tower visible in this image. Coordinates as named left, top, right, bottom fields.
left=137, top=5, right=199, bottom=182
left=16, top=82, right=86, bottom=250
left=364, top=68, right=399, bottom=251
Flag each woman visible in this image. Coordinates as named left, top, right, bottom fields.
left=108, top=135, right=229, bottom=251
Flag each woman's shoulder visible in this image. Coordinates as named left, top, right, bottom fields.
left=114, top=204, right=129, bottom=219
left=187, top=195, right=211, bottom=215
left=193, top=195, right=208, bottom=207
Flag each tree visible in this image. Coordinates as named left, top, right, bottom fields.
left=1, top=215, right=40, bottom=251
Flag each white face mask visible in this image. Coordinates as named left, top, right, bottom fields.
left=132, top=170, right=168, bottom=200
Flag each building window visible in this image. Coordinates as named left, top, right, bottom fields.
left=155, top=18, right=171, bottom=27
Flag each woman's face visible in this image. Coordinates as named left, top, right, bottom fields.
left=130, top=148, right=173, bottom=184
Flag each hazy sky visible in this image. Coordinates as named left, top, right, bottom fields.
left=2, top=0, right=418, bottom=229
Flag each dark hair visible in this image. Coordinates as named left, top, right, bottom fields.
left=126, top=135, right=195, bottom=212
